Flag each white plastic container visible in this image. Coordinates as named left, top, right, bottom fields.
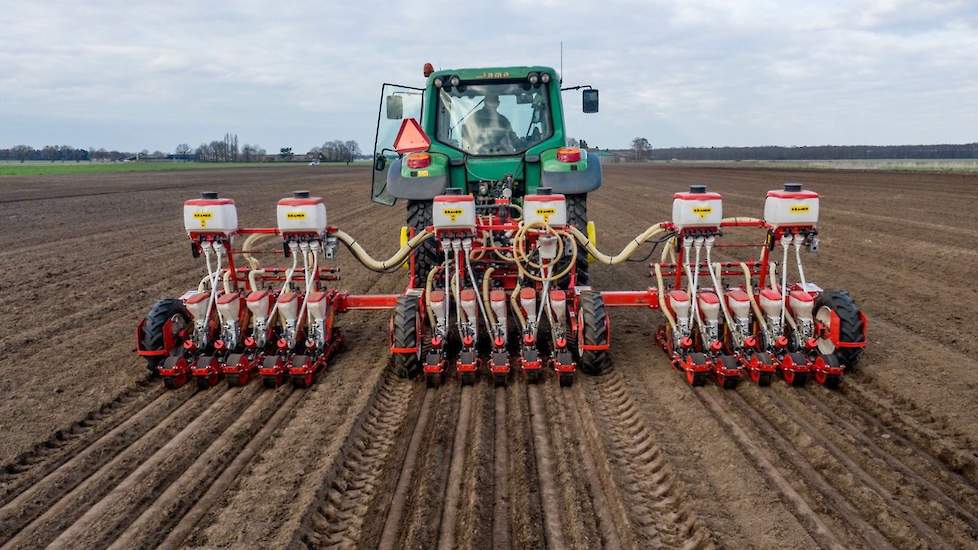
left=433, top=194, right=477, bottom=231
left=759, top=288, right=783, bottom=319
left=788, top=290, right=814, bottom=321
left=184, top=193, right=238, bottom=237
left=672, top=185, right=722, bottom=229
left=246, top=291, right=272, bottom=324
left=697, top=291, right=720, bottom=322
left=524, top=192, right=568, bottom=228
left=764, top=183, right=819, bottom=228
left=306, top=291, right=328, bottom=322
left=277, top=191, right=328, bottom=236
left=277, top=291, right=300, bottom=325
left=185, top=292, right=211, bottom=320
left=216, top=292, right=240, bottom=323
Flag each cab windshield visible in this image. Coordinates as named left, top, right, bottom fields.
left=436, top=81, right=552, bottom=156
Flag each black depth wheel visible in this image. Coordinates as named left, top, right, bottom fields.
left=815, top=289, right=865, bottom=369
left=407, top=200, right=439, bottom=288
left=577, top=291, right=611, bottom=376
left=140, top=298, right=190, bottom=375
left=391, top=295, right=421, bottom=379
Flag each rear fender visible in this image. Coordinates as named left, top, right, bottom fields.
left=540, top=149, right=602, bottom=194
left=386, top=155, right=449, bottom=200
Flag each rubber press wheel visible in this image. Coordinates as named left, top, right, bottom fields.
left=815, top=289, right=865, bottom=368
left=140, top=299, right=190, bottom=375
left=391, top=295, right=422, bottom=379
left=575, top=291, right=611, bottom=376
left=407, top=200, right=439, bottom=288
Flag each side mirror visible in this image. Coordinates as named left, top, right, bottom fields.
left=386, top=95, right=404, bottom=119
left=374, top=154, right=387, bottom=171
left=583, top=89, right=599, bottom=113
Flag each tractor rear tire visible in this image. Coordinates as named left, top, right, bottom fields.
left=140, top=299, right=190, bottom=375
left=407, top=200, right=439, bottom=288
left=577, top=291, right=611, bottom=376
left=564, top=193, right=589, bottom=287
left=391, top=295, right=421, bottom=379
left=815, top=290, right=865, bottom=368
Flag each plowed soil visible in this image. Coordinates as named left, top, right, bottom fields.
left=1, top=164, right=976, bottom=549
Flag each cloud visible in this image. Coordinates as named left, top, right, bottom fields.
left=1, top=0, right=976, bottom=151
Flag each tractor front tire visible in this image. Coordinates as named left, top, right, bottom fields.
left=140, top=299, right=189, bottom=375
left=577, top=291, right=611, bottom=376
left=407, top=200, right=439, bottom=288
left=391, top=295, right=422, bottom=379
left=815, top=290, right=865, bottom=368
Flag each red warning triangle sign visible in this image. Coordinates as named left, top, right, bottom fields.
left=393, top=118, right=431, bottom=154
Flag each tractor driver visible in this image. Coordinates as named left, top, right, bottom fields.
left=462, top=93, right=519, bottom=154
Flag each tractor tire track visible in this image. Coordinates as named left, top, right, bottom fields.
left=43, top=384, right=260, bottom=550
left=0, top=386, right=229, bottom=549
left=576, top=372, right=714, bottom=549
left=294, top=372, right=419, bottom=549
left=0, top=376, right=161, bottom=507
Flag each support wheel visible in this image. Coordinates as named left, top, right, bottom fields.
left=716, top=355, right=741, bottom=389
left=407, top=200, right=439, bottom=287
left=815, top=289, right=865, bottom=368
left=140, top=299, right=190, bottom=375
left=391, top=295, right=422, bottom=379
left=576, top=291, right=611, bottom=375
left=196, top=376, right=212, bottom=391
left=163, top=376, right=181, bottom=390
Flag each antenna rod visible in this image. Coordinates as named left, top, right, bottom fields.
left=560, top=41, right=563, bottom=84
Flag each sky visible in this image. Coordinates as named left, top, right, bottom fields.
left=2, top=0, right=977, bottom=153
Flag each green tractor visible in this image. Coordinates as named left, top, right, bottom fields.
left=370, top=65, right=601, bottom=286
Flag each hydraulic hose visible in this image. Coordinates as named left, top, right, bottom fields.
left=482, top=267, right=496, bottom=326
left=511, top=279, right=527, bottom=330
left=567, top=223, right=667, bottom=265
left=424, top=264, right=442, bottom=332
left=654, top=263, right=676, bottom=331
left=740, top=262, right=768, bottom=334
left=512, top=221, right=577, bottom=283
left=333, top=228, right=434, bottom=273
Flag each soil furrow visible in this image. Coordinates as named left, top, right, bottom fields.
left=437, top=385, right=475, bottom=550
left=104, top=385, right=294, bottom=550
left=0, top=377, right=160, bottom=506
left=747, top=388, right=953, bottom=549
left=492, top=388, right=511, bottom=550
left=43, top=384, right=259, bottom=550
left=158, top=387, right=309, bottom=550
left=0, top=387, right=229, bottom=549
left=526, top=383, right=567, bottom=549
left=0, top=386, right=190, bottom=541
left=694, top=389, right=851, bottom=550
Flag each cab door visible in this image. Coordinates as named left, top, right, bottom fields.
left=371, top=83, right=424, bottom=205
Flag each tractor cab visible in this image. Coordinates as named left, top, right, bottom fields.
left=371, top=65, right=600, bottom=206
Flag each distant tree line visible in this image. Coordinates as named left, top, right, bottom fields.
left=621, top=140, right=978, bottom=161
left=0, top=145, right=99, bottom=162
left=307, top=140, right=362, bottom=163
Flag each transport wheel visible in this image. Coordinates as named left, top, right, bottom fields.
left=391, top=295, right=422, bottom=379
left=407, top=200, right=439, bottom=288
left=815, top=354, right=843, bottom=389
left=140, top=299, right=190, bottom=375
left=577, top=292, right=611, bottom=376
left=716, top=355, right=740, bottom=389
left=815, top=290, right=865, bottom=369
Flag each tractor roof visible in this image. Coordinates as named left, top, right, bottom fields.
left=426, top=66, right=558, bottom=84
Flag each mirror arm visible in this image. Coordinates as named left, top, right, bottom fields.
left=560, top=84, right=593, bottom=92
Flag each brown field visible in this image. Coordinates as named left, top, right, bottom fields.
left=1, top=164, right=977, bottom=549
